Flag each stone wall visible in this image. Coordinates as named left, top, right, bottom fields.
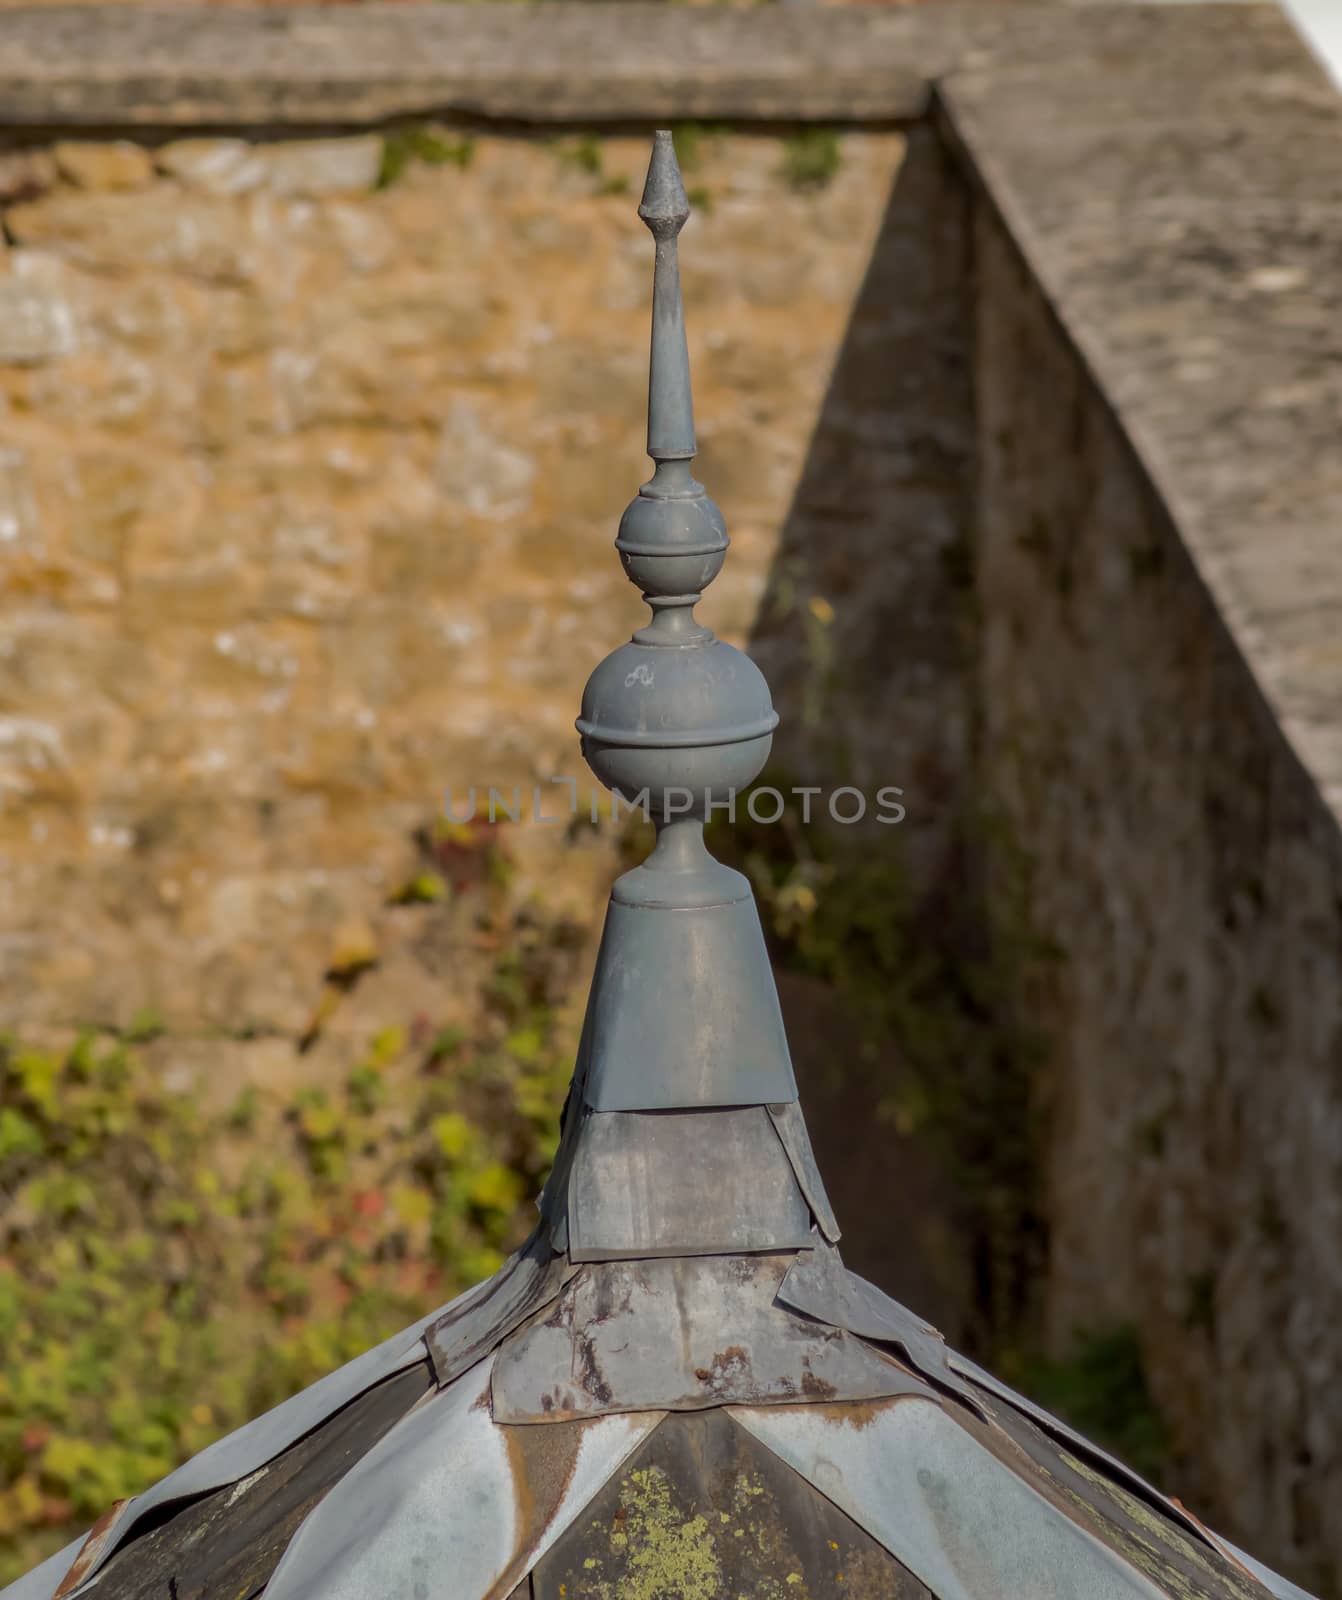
left=968, top=134, right=1342, bottom=1600
left=931, top=13, right=1342, bottom=1587
left=0, top=127, right=907, bottom=1086
left=4, top=3, right=1342, bottom=1589
left=745, top=120, right=981, bottom=1339
left=750, top=119, right=974, bottom=893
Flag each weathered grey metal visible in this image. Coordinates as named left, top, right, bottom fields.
left=768, top=1098, right=842, bottom=1243
left=957, top=1388, right=1275, bottom=1600
left=570, top=132, right=803, bottom=1114
left=0, top=125, right=1321, bottom=1600
left=262, top=1356, right=662, bottom=1600
left=944, top=1349, right=1228, bottom=1554
left=1210, top=1543, right=1319, bottom=1600
left=576, top=139, right=776, bottom=820
left=639, top=128, right=695, bottom=464
left=731, top=1397, right=1174, bottom=1600
left=43, top=1283, right=469, bottom=1597
left=947, top=1353, right=1312, bottom=1598
left=778, top=1238, right=974, bottom=1400
left=2, top=1540, right=86, bottom=1600
left=577, top=645, right=777, bottom=807
left=86, top=1363, right=436, bottom=1600
left=49, top=1504, right=129, bottom=1600
left=45, top=1508, right=135, bottom=1600
left=535, top=1014, right=591, bottom=1252
left=529, top=1407, right=936, bottom=1600
left=424, top=1224, right=573, bottom=1387
left=566, top=1105, right=813, bottom=1259
left=491, top=1253, right=933, bottom=1424
left=578, top=886, right=797, bottom=1109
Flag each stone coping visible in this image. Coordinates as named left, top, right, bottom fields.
left=0, top=1, right=1295, bottom=130
left=0, top=3, right=958, bottom=128
left=0, top=0, right=1339, bottom=822
left=937, top=5, right=1342, bottom=814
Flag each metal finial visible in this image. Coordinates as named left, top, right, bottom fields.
left=570, top=133, right=789, bottom=1116
left=640, top=130, right=695, bottom=465
left=12, top=127, right=1313, bottom=1600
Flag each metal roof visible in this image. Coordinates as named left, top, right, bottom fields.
left=3, top=131, right=1317, bottom=1600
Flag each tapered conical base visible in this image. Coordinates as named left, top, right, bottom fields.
left=578, top=864, right=797, bottom=1113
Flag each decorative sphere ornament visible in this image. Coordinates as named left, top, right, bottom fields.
left=575, top=133, right=777, bottom=822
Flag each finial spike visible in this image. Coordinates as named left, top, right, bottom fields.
left=639, top=129, right=690, bottom=234
left=640, top=130, right=695, bottom=465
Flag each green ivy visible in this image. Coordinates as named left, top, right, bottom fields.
left=708, top=783, right=1057, bottom=1354
left=705, top=785, right=1172, bottom=1479
left=0, top=834, right=580, bottom=1582
left=376, top=125, right=476, bottom=190
left=779, top=129, right=842, bottom=191
left=546, top=133, right=630, bottom=197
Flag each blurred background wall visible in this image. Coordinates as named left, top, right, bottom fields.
left=0, top=127, right=903, bottom=1059
left=1, top=4, right=1340, bottom=1594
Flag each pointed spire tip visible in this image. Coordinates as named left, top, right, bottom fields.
left=639, top=129, right=690, bottom=236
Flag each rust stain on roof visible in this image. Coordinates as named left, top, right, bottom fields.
left=53, top=1499, right=131, bottom=1600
